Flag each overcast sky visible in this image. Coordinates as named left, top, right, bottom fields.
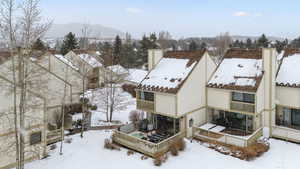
left=40, top=0, right=300, bottom=39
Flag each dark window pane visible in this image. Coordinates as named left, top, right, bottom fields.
left=292, top=109, right=300, bottom=127
left=30, top=131, right=42, bottom=145
left=140, top=92, right=154, bottom=101
left=232, top=92, right=254, bottom=103
left=232, top=92, right=243, bottom=102
left=243, top=93, right=255, bottom=103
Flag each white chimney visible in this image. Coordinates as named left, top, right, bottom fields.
left=262, top=48, right=277, bottom=137
left=148, top=49, right=163, bottom=71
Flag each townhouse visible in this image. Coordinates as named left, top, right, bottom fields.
left=273, top=49, right=300, bottom=142
left=0, top=50, right=75, bottom=169
left=112, top=49, right=217, bottom=157
left=64, top=50, right=104, bottom=89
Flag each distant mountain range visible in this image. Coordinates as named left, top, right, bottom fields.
left=46, top=23, right=124, bottom=38
left=231, top=35, right=286, bottom=42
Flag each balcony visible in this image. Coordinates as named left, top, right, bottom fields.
left=193, top=123, right=263, bottom=147
left=137, top=99, right=155, bottom=112
left=112, top=127, right=184, bottom=158
left=230, top=101, right=255, bottom=113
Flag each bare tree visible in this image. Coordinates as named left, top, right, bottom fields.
left=213, top=32, right=232, bottom=62
left=1, top=1, right=20, bottom=168
left=80, top=23, right=92, bottom=52
left=0, top=0, right=52, bottom=169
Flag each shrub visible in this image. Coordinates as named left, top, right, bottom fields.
left=129, top=110, right=143, bottom=124
left=104, top=139, right=120, bottom=150
left=153, top=158, right=162, bottom=166
left=169, top=145, right=178, bottom=156
left=176, top=138, right=186, bottom=151
left=90, top=105, right=97, bottom=110
left=122, top=84, right=137, bottom=97
left=64, top=138, right=73, bottom=144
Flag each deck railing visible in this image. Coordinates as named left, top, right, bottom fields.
left=113, top=130, right=184, bottom=157
left=193, top=127, right=263, bottom=147
left=137, top=99, right=155, bottom=112
left=230, top=101, right=255, bottom=113
left=46, top=129, right=62, bottom=145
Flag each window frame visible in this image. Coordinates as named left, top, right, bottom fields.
left=232, top=92, right=255, bottom=104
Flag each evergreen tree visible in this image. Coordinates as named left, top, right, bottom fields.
left=257, top=34, right=269, bottom=48
left=139, top=35, right=150, bottom=64
left=200, top=42, right=207, bottom=49
left=149, top=33, right=158, bottom=49
left=290, top=37, right=300, bottom=48
left=32, top=38, right=46, bottom=51
left=189, top=41, right=198, bottom=51
left=246, top=38, right=253, bottom=49
left=60, top=32, right=79, bottom=55
left=113, top=35, right=122, bottom=64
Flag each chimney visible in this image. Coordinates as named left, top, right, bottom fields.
left=262, top=48, right=277, bottom=137
left=148, top=49, right=163, bottom=71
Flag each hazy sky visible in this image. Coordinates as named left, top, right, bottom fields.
left=40, top=0, right=300, bottom=39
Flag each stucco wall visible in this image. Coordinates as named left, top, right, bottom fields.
left=177, top=53, right=216, bottom=116
left=0, top=79, right=45, bottom=168
left=155, top=93, right=176, bottom=116
left=207, top=88, right=231, bottom=110
left=276, top=86, right=300, bottom=108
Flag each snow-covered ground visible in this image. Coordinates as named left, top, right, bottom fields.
left=85, top=88, right=136, bottom=127
left=26, top=130, right=299, bottom=169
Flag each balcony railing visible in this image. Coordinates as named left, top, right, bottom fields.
left=230, top=101, right=255, bottom=113
left=193, top=126, right=263, bottom=147
left=112, top=130, right=185, bottom=158
left=137, top=99, right=155, bottom=112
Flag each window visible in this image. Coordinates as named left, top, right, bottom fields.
left=292, top=109, right=300, bottom=127
left=189, top=119, right=194, bottom=128
left=139, top=91, right=154, bottom=101
left=30, top=131, right=42, bottom=145
left=232, top=92, right=255, bottom=103
left=276, top=107, right=300, bottom=129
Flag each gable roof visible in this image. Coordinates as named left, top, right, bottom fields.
left=276, top=49, right=300, bottom=88
left=137, top=50, right=206, bottom=94
left=207, top=49, right=263, bottom=92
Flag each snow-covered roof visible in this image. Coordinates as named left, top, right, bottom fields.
left=78, top=54, right=102, bottom=68
left=127, top=69, right=148, bottom=84
left=138, top=50, right=206, bottom=93
left=276, top=50, right=300, bottom=87
left=208, top=49, right=263, bottom=92
left=54, top=54, right=79, bottom=70
left=107, top=65, right=128, bottom=75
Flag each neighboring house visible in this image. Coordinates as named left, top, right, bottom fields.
left=125, top=69, right=148, bottom=85
left=203, top=48, right=276, bottom=147
left=0, top=75, right=46, bottom=169
left=0, top=51, right=75, bottom=169
left=106, top=64, right=129, bottom=84
left=274, top=49, right=300, bottom=142
left=112, top=49, right=217, bottom=157
left=64, top=50, right=104, bottom=89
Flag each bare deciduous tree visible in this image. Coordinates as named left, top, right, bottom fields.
left=213, top=32, right=232, bottom=62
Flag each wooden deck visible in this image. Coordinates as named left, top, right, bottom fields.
left=112, top=130, right=185, bottom=158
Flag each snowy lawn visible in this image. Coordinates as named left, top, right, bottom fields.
left=26, top=130, right=299, bottom=169
left=85, top=88, right=136, bottom=127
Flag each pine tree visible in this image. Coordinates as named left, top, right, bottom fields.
left=246, top=38, right=252, bottom=49
left=32, top=38, right=46, bottom=51
left=60, top=32, right=79, bottom=55
left=189, top=41, right=198, bottom=51
left=257, top=34, right=269, bottom=48
left=113, top=35, right=122, bottom=64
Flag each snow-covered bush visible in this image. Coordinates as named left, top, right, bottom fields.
left=153, top=158, right=162, bottom=166
left=129, top=110, right=143, bottom=124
